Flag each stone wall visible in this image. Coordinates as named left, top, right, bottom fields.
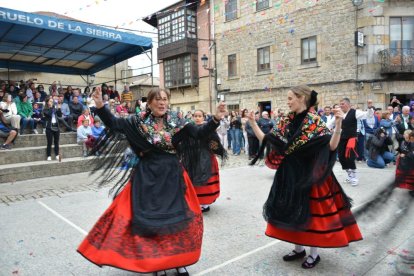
left=212, top=0, right=414, bottom=112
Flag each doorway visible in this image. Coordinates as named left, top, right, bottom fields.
left=258, top=101, right=272, bottom=115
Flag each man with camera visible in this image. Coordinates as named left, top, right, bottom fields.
left=366, top=126, right=394, bottom=169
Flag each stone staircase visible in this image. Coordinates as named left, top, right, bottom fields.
left=0, top=130, right=97, bottom=183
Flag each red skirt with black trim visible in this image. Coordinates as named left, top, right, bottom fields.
left=395, top=156, right=414, bottom=191
left=77, top=170, right=203, bottom=273
left=194, top=155, right=220, bottom=205
left=266, top=175, right=363, bottom=248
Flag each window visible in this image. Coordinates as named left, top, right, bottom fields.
left=228, top=54, right=237, bottom=77
left=225, top=0, right=237, bottom=21
left=256, top=0, right=269, bottom=11
left=164, top=55, right=196, bottom=88
left=301, top=36, right=317, bottom=64
left=227, top=104, right=239, bottom=112
left=257, top=46, right=270, bottom=71
left=158, top=9, right=197, bottom=46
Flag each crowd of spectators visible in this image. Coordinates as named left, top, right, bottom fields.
left=0, top=79, right=141, bottom=157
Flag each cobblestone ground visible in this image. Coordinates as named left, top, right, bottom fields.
left=0, top=151, right=252, bottom=205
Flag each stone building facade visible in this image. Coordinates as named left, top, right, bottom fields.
left=144, top=0, right=214, bottom=114
left=212, top=0, right=414, bottom=113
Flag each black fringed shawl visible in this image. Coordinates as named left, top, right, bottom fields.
left=252, top=111, right=352, bottom=229
left=175, top=122, right=227, bottom=186
left=90, top=107, right=219, bottom=236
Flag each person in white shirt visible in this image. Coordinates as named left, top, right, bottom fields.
left=0, top=93, right=21, bottom=129
left=328, top=98, right=374, bottom=186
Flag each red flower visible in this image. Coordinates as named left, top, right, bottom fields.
left=308, top=124, right=316, bottom=131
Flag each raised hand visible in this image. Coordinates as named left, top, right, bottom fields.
left=248, top=110, right=255, bottom=122
left=93, top=86, right=104, bottom=108
left=332, top=107, right=344, bottom=121
left=214, top=101, right=227, bottom=120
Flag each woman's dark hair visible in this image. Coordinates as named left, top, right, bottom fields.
left=43, top=96, right=53, bottom=110
left=84, top=86, right=90, bottom=94
left=147, top=88, right=171, bottom=105
left=193, top=109, right=205, bottom=116
left=18, top=91, right=27, bottom=101
left=241, top=109, right=248, bottom=118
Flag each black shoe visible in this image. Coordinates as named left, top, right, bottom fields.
left=201, top=206, right=210, bottom=213
left=283, top=250, right=306, bottom=261
left=302, top=255, right=321, bottom=269
left=175, top=267, right=189, bottom=276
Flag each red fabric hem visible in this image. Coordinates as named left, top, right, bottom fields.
left=265, top=223, right=363, bottom=248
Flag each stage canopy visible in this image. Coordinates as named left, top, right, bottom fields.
left=0, top=7, right=152, bottom=75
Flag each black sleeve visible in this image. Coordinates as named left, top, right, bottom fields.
left=42, top=108, right=52, bottom=119
left=172, top=120, right=219, bottom=146
left=95, top=106, right=129, bottom=133
left=56, top=108, right=62, bottom=117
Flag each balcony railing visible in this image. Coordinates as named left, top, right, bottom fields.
left=378, top=48, right=414, bottom=73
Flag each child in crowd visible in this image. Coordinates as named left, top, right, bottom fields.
left=32, top=102, right=44, bottom=131
left=77, top=118, right=92, bottom=157
left=91, top=118, right=105, bottom=139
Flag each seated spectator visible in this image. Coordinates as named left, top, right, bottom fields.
left=32, top=102, right=45, bottom=132
left=367, top=127, right=394, bottom=169
left=82, top=87, right=90, bottom=105
left=58, top=94, right=75, bottom=132
left=77, top=118, right=92, bottom=157
left=37, top=84, right=47, bottom=101
left=8, top=83, right=18, bottom=99
left=114, top=96, right=121, bottom=105
left=126, top=101, right=134, bottom=114
left=70, top=88, right=83, bottom=103
left=410, top=101, right=414, bottom=117
left=64, top=85, right=73, bottom=104
left=108, top=98, right=116, bottom=114
left=134, top=99, right=142, bottom=114
left=25, top=82, right=35, bottom=103
left=69, top=96, right=83, bottom=125
left=116, top=101, right=129, bottom=115
left=77, top=108, right=94, bottom=128
left=91, top=119, right=105, bottom=139
left=16, top=92, right=36, bottom=134
left=0, top=109, right=17, bottom=150
left=0, top=93, right=21, bottom=129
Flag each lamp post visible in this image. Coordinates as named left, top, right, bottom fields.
left=351, top=0, right=363, bottom=6
left=201, top=54, right=215, bottom=113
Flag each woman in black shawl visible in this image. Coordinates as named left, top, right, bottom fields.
left=178, top=110, right=226, bottom=213
left=248, top=85, right=362, bottom=269
left=77, top=87, right=227, bottom=275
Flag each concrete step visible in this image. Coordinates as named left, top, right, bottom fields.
left=13, top=132, right=77, bottom=148
left=0, top=144, right=83, bottom=165
left=0, top=156, right=97, bottom=183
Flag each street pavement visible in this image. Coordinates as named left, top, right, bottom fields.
left=0, top=153, right=413, bottom=276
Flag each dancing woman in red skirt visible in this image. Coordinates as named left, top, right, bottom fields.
left=178, top=110, right=226, bottom=213
left=248, top=85, right=362, bottom=269
left=77, top=87, right=227, bottom=275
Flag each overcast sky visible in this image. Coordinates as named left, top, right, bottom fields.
left=1, top=0, right=179, bottom=76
